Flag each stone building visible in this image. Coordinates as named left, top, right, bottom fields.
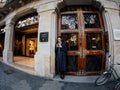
left=0, top=0, right=120, bottom=78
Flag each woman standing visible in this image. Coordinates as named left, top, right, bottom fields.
left=55, top=36, right=67, bottom=79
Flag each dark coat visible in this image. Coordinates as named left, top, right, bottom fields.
left=55, top=42, right=67, bottom=72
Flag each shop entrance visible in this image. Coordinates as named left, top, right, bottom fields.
left=58, top=6, right=106, bottom=75
left=13, top=12, right=38, bottom=68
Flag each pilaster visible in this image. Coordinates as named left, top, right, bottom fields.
left=34, top=3, right=57, bottom=78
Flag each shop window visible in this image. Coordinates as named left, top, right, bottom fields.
left=28, top=40, right=36, bottom=55
left=61, top=14, right=78, bottom=29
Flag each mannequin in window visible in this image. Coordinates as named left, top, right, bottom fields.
left=29, top=40, right=35, bottom=55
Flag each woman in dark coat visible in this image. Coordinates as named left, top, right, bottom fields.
left=55, top=36, right=67, bottom=79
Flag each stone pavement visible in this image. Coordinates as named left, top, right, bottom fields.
left=0, top=62, right=117, bottom=90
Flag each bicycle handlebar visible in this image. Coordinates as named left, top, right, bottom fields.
left=108, top=54, right=120, bottom=66
left=116, top=62, right=120, bottom=65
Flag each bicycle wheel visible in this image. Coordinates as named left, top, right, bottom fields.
left=95, top=72, right=111, bottom=86
left=115, top=82, right=120, bottom=90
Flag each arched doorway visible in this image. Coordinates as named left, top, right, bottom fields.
left=14, top=12, right=38, bottom=68
left=58, top=5, right=108, bottom=76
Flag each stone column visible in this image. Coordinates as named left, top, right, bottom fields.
left=34, top=6, right=57, bottom=78
left=3, top=19, right=14, bottom=63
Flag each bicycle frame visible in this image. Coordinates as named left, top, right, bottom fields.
left=107, top=55, right=120, bottom=81
left=108, top=65, right=119, bottom=81
left=95, top=55, right=120, bottom=86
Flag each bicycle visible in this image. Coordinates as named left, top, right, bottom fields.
left=95, top=55, right=120, bottom=90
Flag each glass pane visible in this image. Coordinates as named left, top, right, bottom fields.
left=66, top=55, right=78, bottom=72
left=86, top=33, right=102, bottom=50
left=86, top=55, right=102, bottom=72
left=61, top=33, right=78, bottom=50
left=61, top=14, right=78, bottom=29
left=84, top=13, right=100, bottom=28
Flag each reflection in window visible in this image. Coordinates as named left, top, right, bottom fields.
left=84, top=13, right=100, bottom=28
left=62, top=33, right=78, bottom=50
left=86, top=55, right=102, bottom=72
left=61, top=14, right=78, bottom=29
left=67, top=55, right=78, bottom=72
left=86, top=33, right=102, bottom=50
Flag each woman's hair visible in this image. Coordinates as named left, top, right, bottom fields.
left=57, top=36, right=61, bottom=39
left=57, top=36, right=62, bottom=43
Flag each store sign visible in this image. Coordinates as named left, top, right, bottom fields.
left=113, top=29, right=120, bottom=40
left=40, top=32, right=49, bottom=42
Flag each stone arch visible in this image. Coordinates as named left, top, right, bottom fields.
left=57, top=0, right=105, bottom=12
left=13, top=8, right=37, bottom=23
left=12, top=8, right=39, bottom=63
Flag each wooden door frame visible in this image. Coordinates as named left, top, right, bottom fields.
left=58, top=9, right=106, bottom=76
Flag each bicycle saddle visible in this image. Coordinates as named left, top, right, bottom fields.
left=108, top=55, right=111, bottom=58
left=117, top=62, right=120, bottom=65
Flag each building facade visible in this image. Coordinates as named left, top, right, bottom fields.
left=0, top=0, right=120, bottom=78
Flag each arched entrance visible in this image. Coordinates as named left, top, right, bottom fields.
left=58, top=5, right=108, bottom=76
left=14, top=12, right=38, bottom=68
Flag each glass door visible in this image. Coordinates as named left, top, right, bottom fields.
left=83, top=12, right=105, bottom=75
left=58, top=10, right=105, bottom=76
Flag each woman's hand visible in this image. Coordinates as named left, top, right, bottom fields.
left=56, top=44, right=62, bottom=48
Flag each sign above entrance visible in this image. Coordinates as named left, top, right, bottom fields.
left=40, top=32, right=49, bottom=42
left=113, top=29, right=120, bottom=40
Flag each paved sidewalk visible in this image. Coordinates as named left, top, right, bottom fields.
left=0, top=61, right=117, bottom=90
